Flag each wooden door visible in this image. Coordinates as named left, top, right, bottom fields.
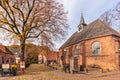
left=74, top=58, right=78, bottom=70
left=119, top=55, right=120, bottom=70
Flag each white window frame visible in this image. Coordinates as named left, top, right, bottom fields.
left=75, top=45, right=79, bottom=56
left=92, top=42, right=101, bottom=55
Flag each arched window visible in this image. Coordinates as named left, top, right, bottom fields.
left=66, top=48, right=69, bottom=56
left=92, top=42, right=101, bottom=55
left=75, top=45, right=79, bottom=55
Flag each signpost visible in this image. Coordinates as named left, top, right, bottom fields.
left=2, top=64, right=10, bottom=76
left=2, top=64, right=10, bottom=69
left=20, top=61, right=25, bottom=69
left=20, top=61, right=25, bottom=74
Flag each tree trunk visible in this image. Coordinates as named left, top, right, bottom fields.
left=20, top=38, right=26, bottom=61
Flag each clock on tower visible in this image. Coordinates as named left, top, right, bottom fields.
left=78, top=24, right=83, bottom=31
left=78, top=13, right=87, bottom=32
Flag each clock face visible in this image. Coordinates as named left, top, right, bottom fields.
left=78, top=25, right=83, bottom=31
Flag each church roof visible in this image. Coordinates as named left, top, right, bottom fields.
left=59, top=19, right=120, bottom=49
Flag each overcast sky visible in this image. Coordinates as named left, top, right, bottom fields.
left=56, top=0, right=120, bottom=49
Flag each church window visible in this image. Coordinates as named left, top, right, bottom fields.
left=92, top=42, right=101, bottom=55
left=64, top=48, right=69, bottom=56
left=75, top=45, right=79, bottom=55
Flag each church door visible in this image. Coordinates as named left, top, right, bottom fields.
left=119, top=55, right=120, bottom=70
left=74, top=57, right=78, bottom=70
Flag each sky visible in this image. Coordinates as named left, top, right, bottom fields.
left=0, top=0, right=120, bottom=49
left=55, top=0, right=120, bottom=49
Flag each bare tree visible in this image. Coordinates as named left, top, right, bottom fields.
left=100, top=2, right=120, bottom=31
left=100, top=11, right=113, bottom=26
left=0, top=0, right=68, bottom=61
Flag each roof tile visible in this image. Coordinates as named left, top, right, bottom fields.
left=60, top=19, right=120, bottom=49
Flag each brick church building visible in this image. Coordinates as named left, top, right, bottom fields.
left=59, top=14, right=120, bottom=72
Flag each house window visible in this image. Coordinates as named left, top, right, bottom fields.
left=92, top=42, right=101, bottom=55
left=8, top=58, right=12, bottom=63
left=0, top=57, right=1, bottom=64
left=2, top=56, right=4, bottom=64
left=75, top=45, right=79, bottom=55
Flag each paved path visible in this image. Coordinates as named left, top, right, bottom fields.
left=50, top=70, right=120, bottom=80
left=0, top=70, right=120, bottom=80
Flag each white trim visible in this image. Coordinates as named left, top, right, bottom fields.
left=92, top=42, right=101, bottom=55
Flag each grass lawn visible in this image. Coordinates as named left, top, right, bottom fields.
left=26, top=64, right=52, bottom=73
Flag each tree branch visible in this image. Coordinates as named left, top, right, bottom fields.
left=0, top=26, right=13, bottom=33
left=23, top=0, right=35, bottom=31
left=0, top=1, right=21, bottom=35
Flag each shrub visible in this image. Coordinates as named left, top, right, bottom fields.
left=11, top=64, right=17, bottom=71
left=88, top=64, right=101, bottom=69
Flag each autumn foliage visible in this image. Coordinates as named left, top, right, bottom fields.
left=0, top=0, right=68, bottom=60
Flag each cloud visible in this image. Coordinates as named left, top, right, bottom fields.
left=56, top=0, right=120, bottom=49
left=58, top=0, right=78, bottom=19
left=59, top=0, right=120, bottom=23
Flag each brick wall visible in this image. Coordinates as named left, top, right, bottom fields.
left=84, top=36, right=119, bottom=69
left=59, top=35, right=120, bottom=70
left=38, top=50, right=59, bottom=64
left=0, top=52, right=15, bottom=64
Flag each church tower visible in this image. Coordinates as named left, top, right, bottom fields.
left=78, top=13, right=87, bottom=32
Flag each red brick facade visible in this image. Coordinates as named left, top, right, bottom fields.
left=59, top=35, right=120, bottom=70
left=85, top=36, right=120, bottom=69
left=38, top=47, right=59, bottom=64
left=59, top=18, right=120, bottom=71
left=0, top=45, right=15, bottom=65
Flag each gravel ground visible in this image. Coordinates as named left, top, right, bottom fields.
left=0, top=70, right=120, bottom=80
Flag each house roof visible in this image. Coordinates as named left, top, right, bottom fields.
left=60, top=19, right=120, bottom=49
left=0, top=45, right=14, bottom=55
left=7, top=47, right=21, bottom=56
left=5, top=47, right=15, bottom=55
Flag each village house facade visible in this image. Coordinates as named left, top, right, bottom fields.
left=0, top=45, right=15, bottom=68
left=38, top=46, right=59, bottom=64
left=59, top=14, right=120, bottom=72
